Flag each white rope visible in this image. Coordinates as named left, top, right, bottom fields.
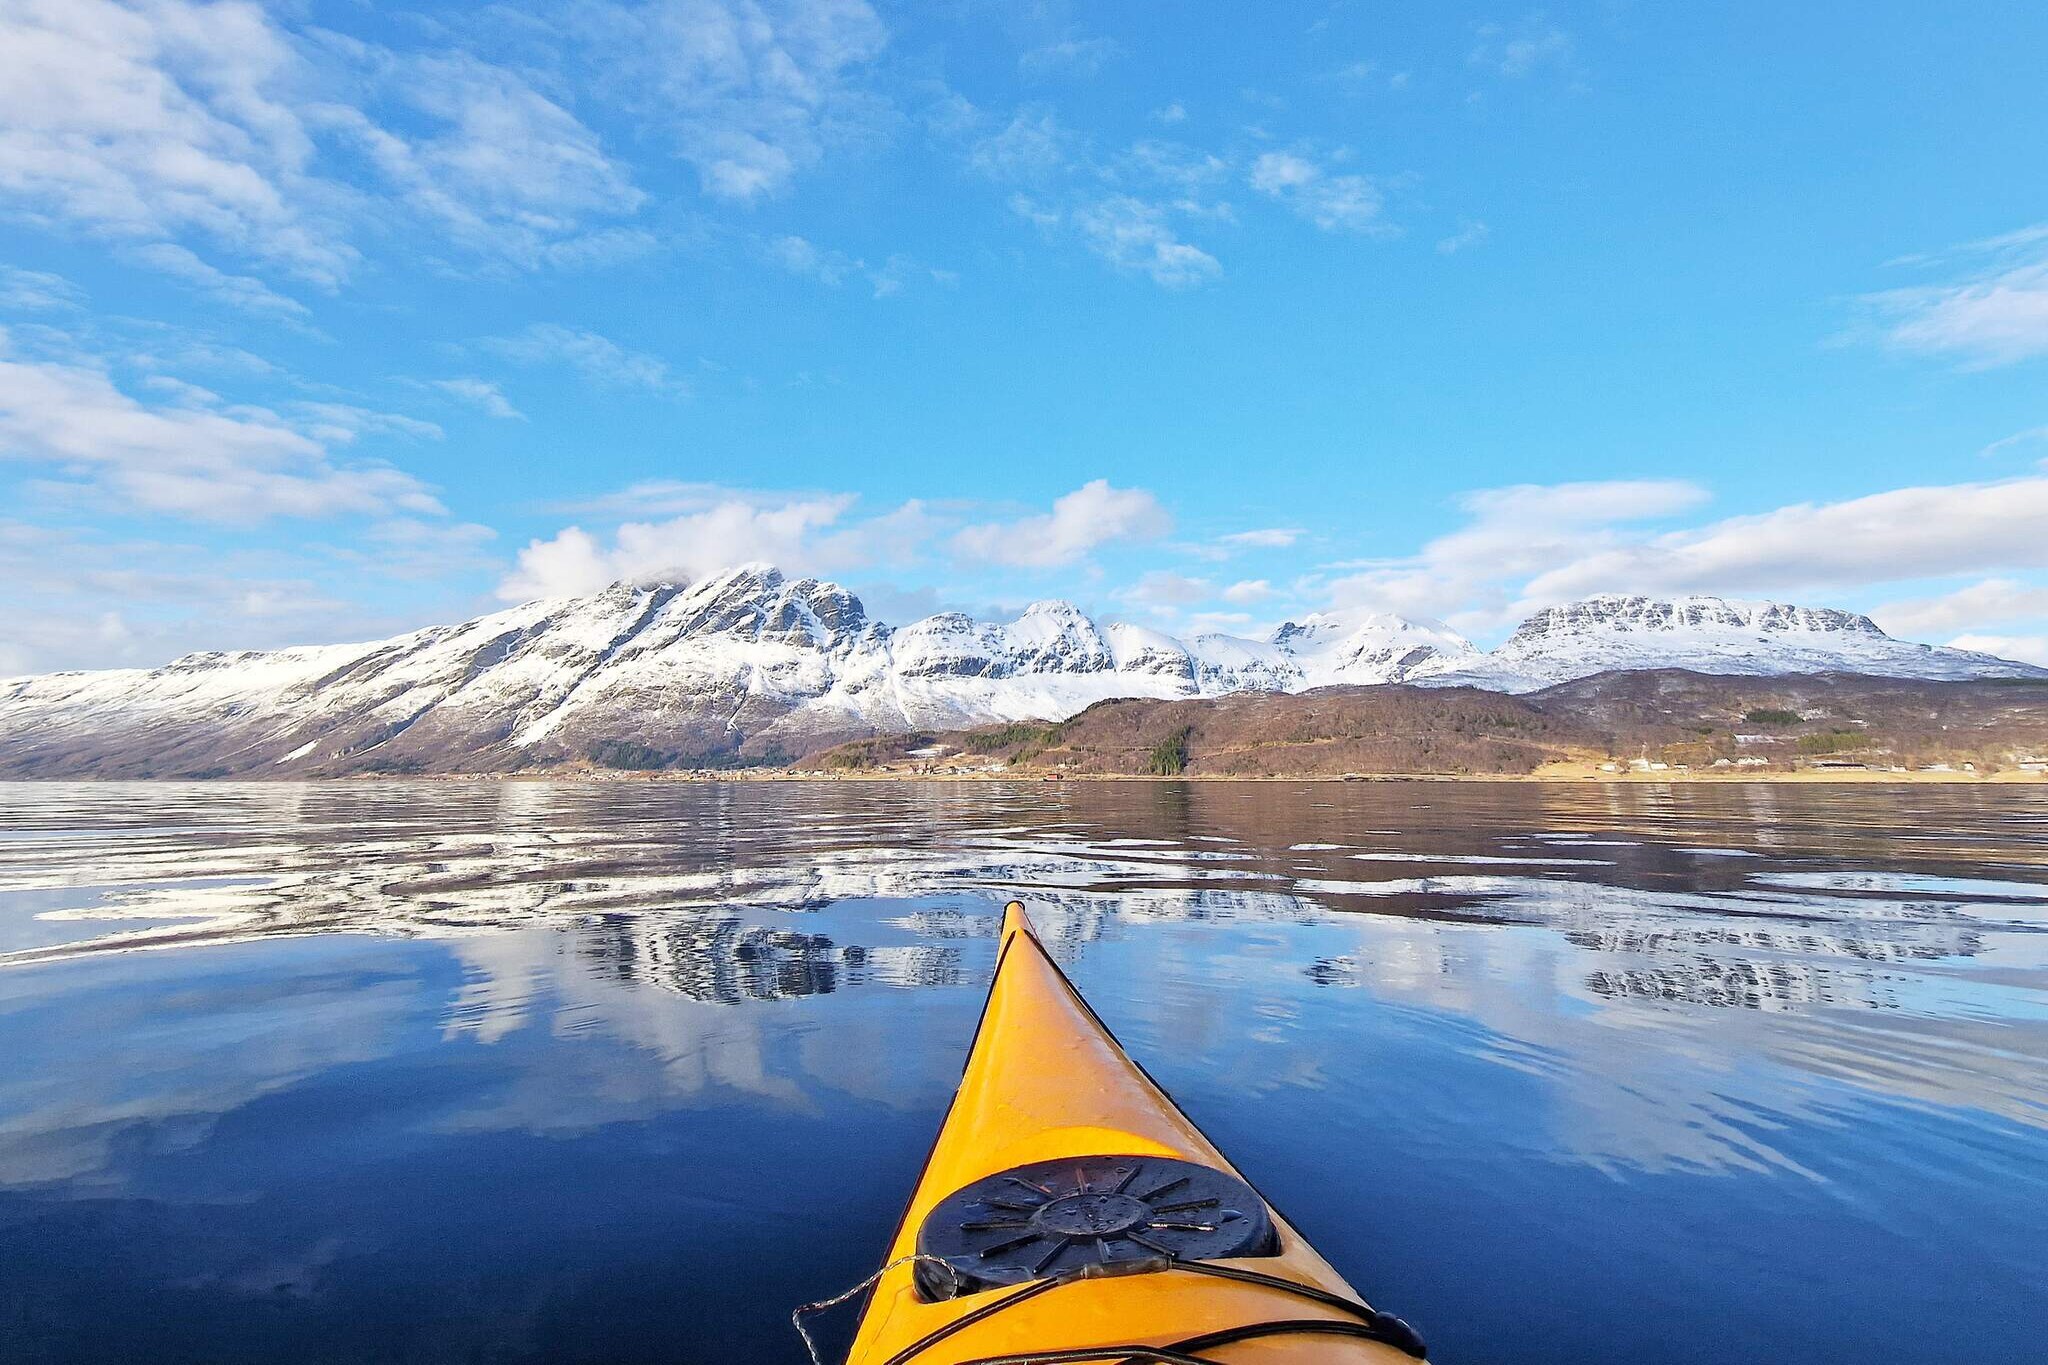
left=792, top=1253, right=955, bottom=1365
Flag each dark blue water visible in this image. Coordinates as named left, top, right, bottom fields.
left=0, top=780, right=2043, bottom=1363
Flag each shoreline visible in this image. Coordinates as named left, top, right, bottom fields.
left=7, top=768, right=2042, bottom=785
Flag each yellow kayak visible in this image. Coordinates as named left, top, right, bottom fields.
left=833, top=901, right=1427, bottom=1364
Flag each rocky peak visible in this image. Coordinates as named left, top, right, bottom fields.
left=1005, top=600, right=1114, bottom=673
left=1270, top=607, right=1480, bottom=682
left=1507, top=595, right=1887, bottom=647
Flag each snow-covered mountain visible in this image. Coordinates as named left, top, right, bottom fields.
left=1434, top=594, right=2038, bottom=692
left=0, top=569, right=2038, bottom=776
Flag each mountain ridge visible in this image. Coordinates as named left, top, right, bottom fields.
left=0, top=564, right=2040, bottom=777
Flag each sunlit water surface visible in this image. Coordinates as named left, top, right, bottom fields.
left=1, top=780, right=2043, bottom=1364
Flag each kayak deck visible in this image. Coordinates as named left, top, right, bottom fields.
left=842, top=903, right=1422, bottom=1364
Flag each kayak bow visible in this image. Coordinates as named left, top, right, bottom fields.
left=840, top=902, right=1424, bottom=1364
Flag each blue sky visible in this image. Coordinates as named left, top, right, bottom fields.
left=4, top=0, right=2048, bottom=674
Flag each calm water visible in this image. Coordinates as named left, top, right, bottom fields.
left=0, top=780, right=2044, bottom=1364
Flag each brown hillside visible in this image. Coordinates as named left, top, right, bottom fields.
left=798, top=672, right=2048, bottom=777
left=807, top=685, right=1603, bottom=777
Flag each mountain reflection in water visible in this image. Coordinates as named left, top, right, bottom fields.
left=0, top=779, right=2043, bottom=1364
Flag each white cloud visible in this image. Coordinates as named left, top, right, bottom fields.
left=1324, top=479, right=1709, bottom=627
left=1222, top=578, right=1274, bottom=604
left=1151, top=102, right=1187, bottom=125
left=0, top=333, right=442, bottom=523
left=430, top=377, right=524, bottom=420
left=0, top=266, right=84, bottom=312
left=483, top=324, right=687, bottom=396
left=1436, top=220, right=1490, bottom=254
left=1869, top=578, right=2048, bottom=636
left=1313, top=472, right=2048, bottom=640
left=584, top=0, right=889, bottom=203
left=1949, top=634, right=2048, bottom=667
left=497, top=486, right=943, bottom=600
left=1521, top=476, right=2048, bottom=603
left=1249, top=151, right=1389, bottom=235
left=1070, top=197, right=1222, bottom=288
left=953, top=480, right=1171, bottom=569
left=1470, top=18, right=1574, bottom=77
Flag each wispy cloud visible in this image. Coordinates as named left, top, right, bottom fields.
left=0, top=0, right=355, bottom=284
left=0, top=0, right=648, bottom=295
left=331, top=517, right=501, bottom=582
left=1068, top=197, right=1223, bottom=289
left=1981, top=425, right=2048, bottom=457
left=1249, top=151, right=1390, bottom=235
left=429, top=377, right=525, bottom=421
left=0, top=518, right=464, bottom=674
left=763, top=234, right=947, bottom=297
left=968, top=108, right=1073, bottom=184
left=579, top=0, right=891, bottom=203
left=1219, top=527, right=1303, bottom=549
left=120, top=243, right=310, bottom=321
left=0, top=267, right=85, bottom=312
left=765, top=233, right=862, bottom=286
left=482, top=324, right=688, bottom=397
left=942, top=96, right=1234, bottom=288
left=1470, top=16, right=1574, bottom=77
left=0, top=331, right=443, bottom=524
left=1862, top=223, right=2048, bottom=367
left=1019, top=36, right=1119, bottom=80
left=314, top=45, right=646, bottom=271
left=1436, top=220, right=1490, bottom=254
